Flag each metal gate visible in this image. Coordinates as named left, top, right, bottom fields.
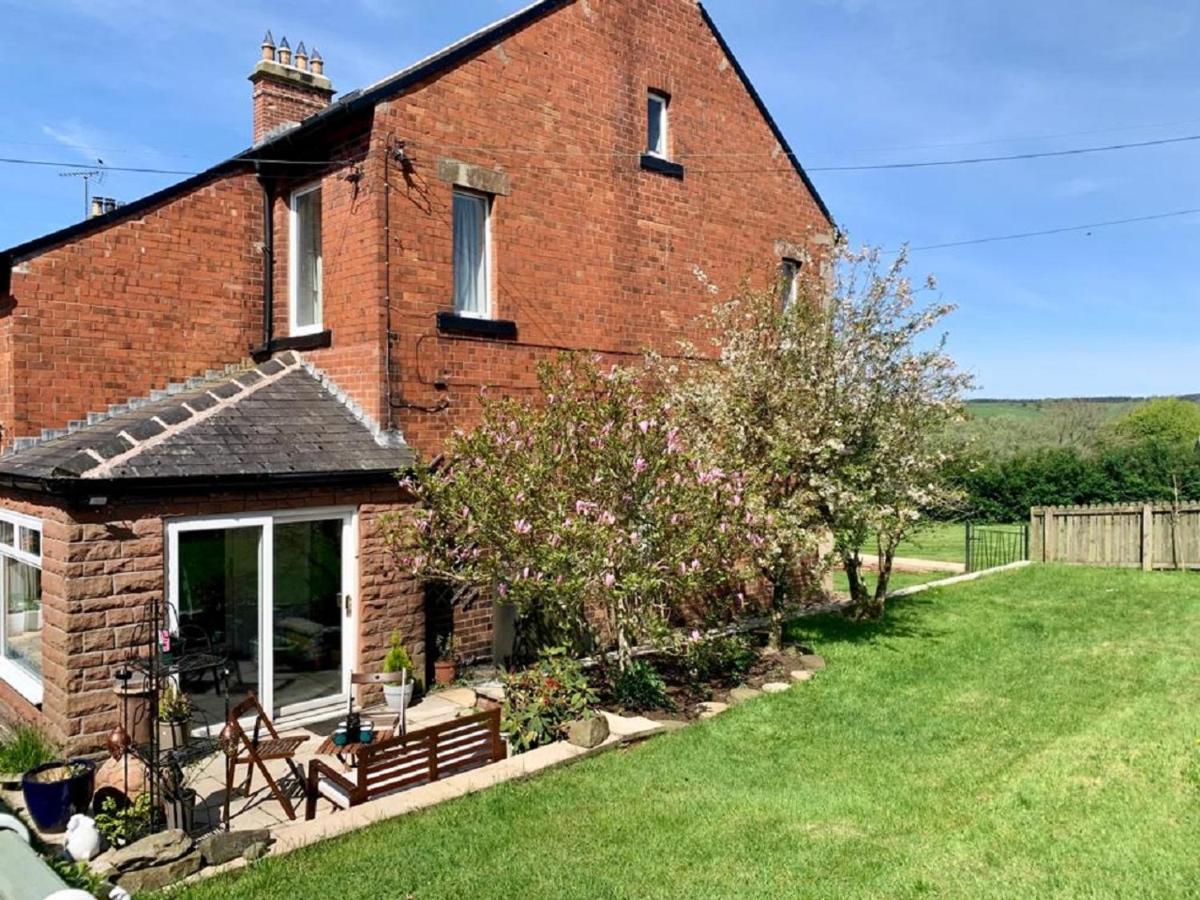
left=965, top=523, right=1029, bottom=572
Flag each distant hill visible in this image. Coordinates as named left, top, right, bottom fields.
left=967, top=396, right=1199, bottom=422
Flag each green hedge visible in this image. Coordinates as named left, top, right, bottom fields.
left=953, top=441, right=1200, bottom=522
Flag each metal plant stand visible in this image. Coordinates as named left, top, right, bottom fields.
left=117, top=598, right=230, bottom=834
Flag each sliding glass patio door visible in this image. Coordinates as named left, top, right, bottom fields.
left=167, top=509, right=356, bottom=724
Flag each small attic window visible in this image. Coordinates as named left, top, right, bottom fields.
left=646, top=90, right=669, bottom=158
left=780, top=258, right=801, bottom=311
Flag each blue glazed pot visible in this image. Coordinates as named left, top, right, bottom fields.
left=21, top=759, right=96, bottom=832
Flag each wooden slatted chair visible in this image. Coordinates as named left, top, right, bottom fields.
left=223, top=693, right=310, bottom=822
left=305, top=707, right=504, bottom=819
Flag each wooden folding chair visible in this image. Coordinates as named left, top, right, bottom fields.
left=351, top=670, right=410, bottom=735
left=223, top=693, right=310, bottom=821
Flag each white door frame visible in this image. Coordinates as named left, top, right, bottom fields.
left=165, top=506, right=358, bottom=722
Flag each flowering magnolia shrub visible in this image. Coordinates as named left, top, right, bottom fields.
left=387, top=353, right=750, bottom=670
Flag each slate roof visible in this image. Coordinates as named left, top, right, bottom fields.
left=0, top=0, right=831, bottom=269
left=0, top=353, right=413, bottom=487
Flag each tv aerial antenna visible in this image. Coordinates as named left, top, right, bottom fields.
left=58, top=159, right=105, bottom=218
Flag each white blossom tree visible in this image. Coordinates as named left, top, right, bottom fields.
left=675, top=243, right=971, bottom=622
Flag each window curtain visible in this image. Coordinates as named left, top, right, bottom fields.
left=453, top=192, right=487, bottom=316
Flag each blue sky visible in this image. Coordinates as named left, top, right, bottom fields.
left=1, top=0, right=1196, bottom=399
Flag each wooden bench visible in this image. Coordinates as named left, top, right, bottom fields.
left=305, top=707, right=505, bottom=819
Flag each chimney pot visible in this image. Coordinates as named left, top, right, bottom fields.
left=90, top=197, right=104, bottom=219
left=249, top=33, right=334, bottom=144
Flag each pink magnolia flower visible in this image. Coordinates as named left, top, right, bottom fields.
left=603, top=573, right=616, bottom=589
left=633, top=457, right=648, bottom=474
left=514, top=519, right=532, bottom=535
left=638, top=420, right=652, bottom=434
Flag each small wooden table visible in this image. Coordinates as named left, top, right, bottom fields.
left=315, top=725, right=395, bottom=768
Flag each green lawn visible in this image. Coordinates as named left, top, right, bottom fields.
left=871, top=521, right=966, bottom=564
left=174, top=567, right=1200, bottom=899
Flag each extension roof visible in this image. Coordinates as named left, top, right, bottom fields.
left=0, top=352, right=412, bottom=494
left=0, top=0, right=832, bottom=268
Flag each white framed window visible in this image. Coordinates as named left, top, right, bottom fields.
left=647, top=90, right=669, bottom=158
left=0, top=510, right=43, bottom=704
left=452, top=189, right=492, bottom=318
left=780, top=258, right=801, bottom=311
left=289, top=183, right=324, bottom=336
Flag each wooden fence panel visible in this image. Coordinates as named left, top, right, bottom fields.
left=1030, top=502, right=1200, bottom=569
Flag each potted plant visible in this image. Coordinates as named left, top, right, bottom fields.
left=158, top=682, right=192, bottom=751
left=381, top=631, right=415, bottom=712
left=434, top=634, right=460, bottom=686
left=21, top=758, right=96, bottom=832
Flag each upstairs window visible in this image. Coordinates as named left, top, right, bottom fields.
left=0, top=511, right=42, bottom=703
left=289, top=183, right=323, bottom=336
left=453, top=189, right=491, bottom=318
left=780, top=258, right=801, bottom=311
left=647, top=91, right=669, bottom=158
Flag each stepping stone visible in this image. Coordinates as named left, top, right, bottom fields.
left=799, top=654, right=826, bottom=671
left=728, top=686, right=762, bottom=704
left=600, top=710, right=665, bottom=739
left=696, top=701, right=728, bottom=719
left=761, top=682, right=790, bottom=694
left=474, top=681, right=505, bottom=702
left=656, top=719, right=689, bottom=732
left=790, top=670, right=815, bottom=683
left=437, top=687, right=478, bottom=708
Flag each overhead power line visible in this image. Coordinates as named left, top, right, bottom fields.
left=904, top=207, right=1200, bottom=251
left=4, top=128, right=1200, bottom=179
left=805, top=133, right=1200, bottom=172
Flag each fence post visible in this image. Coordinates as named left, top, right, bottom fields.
left=1044, top=508, right=1055, bottom=563
left=1141, top=504, right=1153, bottom=571
left=965, top=521, right=973, bottom=573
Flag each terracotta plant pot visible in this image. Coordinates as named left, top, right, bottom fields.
left=434, top=660, right=457, bottom=685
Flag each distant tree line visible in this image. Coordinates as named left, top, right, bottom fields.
left=949, top=398, right=1200, bottom=522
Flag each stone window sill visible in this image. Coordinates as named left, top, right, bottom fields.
left=436, top=313, right=518, bottom=341
left=640, top=154, right=685, bottom=180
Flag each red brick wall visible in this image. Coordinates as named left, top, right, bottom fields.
left=268, top=131, right=391, bottom=427
left=374, top=0, right=833, bottom=456
left=0, top=485, right=420, bottom=754
left=2, top=175, right=264, bottom=447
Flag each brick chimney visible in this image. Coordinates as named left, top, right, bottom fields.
left=249, top=31, right=334, bottom=144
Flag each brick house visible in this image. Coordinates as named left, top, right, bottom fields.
left=0, top=0, right=832, bottom=751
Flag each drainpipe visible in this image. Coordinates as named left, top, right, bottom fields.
left=257, top=168, right=275, bottom=353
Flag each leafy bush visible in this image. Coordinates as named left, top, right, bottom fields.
left=607, top=659, right=672, bottom=712
left=95, top=792, right=153, bottom=848
left=0, top=723, right=57, bottom=775
left=48, top=857, right=110, bottom=896
left=675, top=631, right=756, bottom=687
left=502, top=648, right=596, bottom=754
left=955, top=441, right=1200, bottom=522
